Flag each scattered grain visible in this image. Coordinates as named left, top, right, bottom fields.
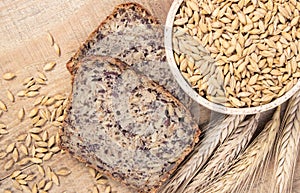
left=56, top=167, right=71, bottom=176
left=25, top=174, right=35, bottom=181
left=47, top=32, right=54, bottom=46
left=93, top=186, right=99, bottom=193
left=53, top=43, right=61, bottom=57
left=89, top=167, right=96, bottom=178
left=26, top=91, right=39, bottom=98
left=38, top=179, right=46, bottom=189
left=0, top=100, right=8, bottom=111
left=18, top=107, right=25, bottom=121
left=37, top=164, right=45, bottom=177
left=43, top=62, right=56, bottom=71
left=105, top=185, right=111, bottom=193
left=15, top=174, right=28, bottom=180
left=30, top=157, right=43, bottom=164
left=28, top=107, right=39, bottom=118
left=50, top=146, right=60, bottom=153
left=51, top=171, right=60, bottom=185
left=12, top=148, right=19, bottom=162
left=25, top=133, right=32, bottom=147
left=17, top=157, right=30, bottom=166
left=34, top=96, right=44, bottom=106
left=19, top=144, right=29, bottom=155
left=11, top=170, right=22, bottom=178
left=42, top=131, right=48, bottom=142
left=43, top=152, right=53, bottom=161
left=4, top=159, right=14, bottom=170
left=37, top=71, right=47, bottom=80
left=29, top=127, right=43, bottom=134
left=48, top=136, right=55, bottom=148
left=34, top=118, right=47, bottom=127
left=0, top=151, right=7, bottom=159
left=6, top=142, right=15, bottom=153
left=31, top=134, right=42, bottom=141
left=17, top=90, right=27, bottom=97
left=32, top=183, right=38, bottom=193
left=3, top=72, right=16, bottom=80
left=6, top=90, right=15, bottom=102
left=44, top=181, right=53, bottom=191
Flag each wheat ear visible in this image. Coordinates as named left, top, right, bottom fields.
left=184, top=113, right=260, bottom=193
left=159, top=115, right=245, bottom=193
left=199, top=106, right=281, bottom=193
left=273, top=91, right=300, bottom=193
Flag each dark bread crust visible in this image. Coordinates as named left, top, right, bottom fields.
left=66, top=2, right=159, bottom=76
left=60, top=55, right=201, bottom=193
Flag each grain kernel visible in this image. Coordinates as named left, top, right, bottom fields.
left=43, top=62, right=56, bottom=71
left=3, top=72, right=16, bottom=80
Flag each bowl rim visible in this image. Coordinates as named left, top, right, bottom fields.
left=164, top=0, right=300, bottom=115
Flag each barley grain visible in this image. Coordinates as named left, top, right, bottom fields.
left=46, top=166, right=52, bottom=180
left=44, top=181, right=53, bottom=191
left=93, top=186, right=99, bottom=193
left=43, top=62, right=56, bottom=71
left=56, top=168, right=71, bottom=176
left=31, top=115, right=40, bottom=125
left=4, top=159, right=14, bottom=170
left=89, top=167, right=96, bottom=178
left=37, top=164, right=45, bottom=176
left=26, top=91, right=39, bottom=98
left=47, top=32, right=54, bottom=46
left=50, top=146, right=60, bottom=153
left=25, top=133, right=32, bottom=147
left=34, top=96, right=44, bottom=106
left=51, top=171, right=60, bottom=185
left=35, top=77, right=47, bottom=85
left=47, top=135, right=55, bottom=148
left=30, top=158, right=42, bottom=164
left=6, top=142, right=15, bottom=153
left=17, top=158, right=30, bottom=166
left=34, top=118, right=47, bottom=127
left=18, top=108, right=25, bottom=121
left=31, top=134, right=42, bottom=141
left=35, top=153, right=45, bottom=158
left=105, top=185, right=111, bottom=193
left=25, top=80, right=35, bottom=88
left=6, top=90, right=14, bottom=102
left=16, top=174, right=27, bottom=180
left=19, top=144, right=29, bottom=155
left=12, top=148, right=19, bottom=162
left=32, top=183, right=38, bottom=193
left=13, top=179, right=23, bottom=190
left=42, top=131, right=48, bottom=142
left=38, top=179, right=46, bottom=189
left=53, top=43, right=61, bottom=57
left=3, top=72, right=16, bottom=80
left=0, top=100, right=7, bottom=111
left=0, top=128, right=8, bottom=135
left=35, top=148, right=48, bottom=153
left=28, top=85, right=41, bottom=91
left=17, top=90, right=27, bottom=97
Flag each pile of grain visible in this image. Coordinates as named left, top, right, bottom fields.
left=173, top=0, right=300, bottom=107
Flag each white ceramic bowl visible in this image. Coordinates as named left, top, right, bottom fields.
left=164, top=0, right=300, bottom=115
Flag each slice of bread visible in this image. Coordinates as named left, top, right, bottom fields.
left=66, top=3, right=200, bottom=120
left=60, top=56, right=200, bottom=192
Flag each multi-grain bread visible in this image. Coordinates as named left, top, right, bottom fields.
left=66, top=3, right=201, bottom=121
left=60, top=56, right=200, bottom=192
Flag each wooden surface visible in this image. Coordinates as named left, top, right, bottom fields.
left=0, top=0, right=299, bottom=192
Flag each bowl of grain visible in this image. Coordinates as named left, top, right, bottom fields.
left=165, top=0, right=300, bottom=114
